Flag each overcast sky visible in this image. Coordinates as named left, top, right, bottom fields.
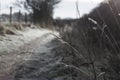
left=0, top=0, right=104, bottom=19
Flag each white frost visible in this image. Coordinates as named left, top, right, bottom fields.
left=0, top=28, right=58, bottom=53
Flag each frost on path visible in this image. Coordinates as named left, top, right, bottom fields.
left=13, top=30, right=67, bottom=80
left=0, top=28, right=56, bottom=53
left=0, top=28, right=60, bottom=80
left=14, top=30, right=80, bottom=80
left=0, top=28, right=84, bottom=80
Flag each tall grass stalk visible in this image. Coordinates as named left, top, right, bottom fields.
left=105, top=0, right=120, bottom=30
left=88, top=18, right=119, bottom=54
left=90, top=0, right=120, bottom=53
left=75, top=1, right=97, bottom=80
left=49, top=33, right=86, bottom=60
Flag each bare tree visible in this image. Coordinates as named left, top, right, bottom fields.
left=25, top=0, right=61, bottom=24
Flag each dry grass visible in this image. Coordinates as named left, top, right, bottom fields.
left=52, top=1, right=120, bottom=79
left=0, top=23, right=33, bottom=36
left=0, top=25, right=16, bottom=36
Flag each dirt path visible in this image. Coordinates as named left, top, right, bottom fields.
left=0, top=29, right=61, bottom=80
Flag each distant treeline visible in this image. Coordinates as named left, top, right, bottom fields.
left=53, top=18, right=79, bottom=27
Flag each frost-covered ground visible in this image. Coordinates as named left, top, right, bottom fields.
left=0, top=27, right=60, bottom=80
left=0, top=27, right=83, bottom=80
left=0, top=28, right=58, bottom=54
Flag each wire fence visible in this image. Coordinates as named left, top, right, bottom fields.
left=0, top=6, right=32, bottom=25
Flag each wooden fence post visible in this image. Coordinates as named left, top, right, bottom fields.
left=10, top=6, right=12, bottom=24
left=25, top=13, right=27, bottom=25
left=0, top=3, right=1, bottom=23
left=18, top=10, right=21, bottom=24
